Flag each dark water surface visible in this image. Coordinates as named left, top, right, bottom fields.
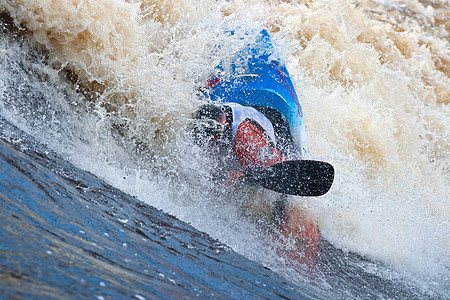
left=0, top=119, right=317, bottom=299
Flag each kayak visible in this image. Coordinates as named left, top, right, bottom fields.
left=204, top=30, right=306, bottom=157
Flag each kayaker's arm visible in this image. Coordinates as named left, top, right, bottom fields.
left=224, top=169, right=246, bottom=186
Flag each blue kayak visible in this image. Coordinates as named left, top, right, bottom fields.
left=205, top=30, right=306, bottom=157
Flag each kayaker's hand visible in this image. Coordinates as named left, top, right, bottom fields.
left=225, top=170, right=246, bottom=186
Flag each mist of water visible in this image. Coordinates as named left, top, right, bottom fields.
left=1, top=0, right=448, bottom=296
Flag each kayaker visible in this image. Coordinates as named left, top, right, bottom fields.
left=190, top=102, right=298, bottom=172
left=190, top=102, right=320, bottom=267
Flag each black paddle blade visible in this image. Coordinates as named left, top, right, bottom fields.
left=246, top=160, right=334, bottom=196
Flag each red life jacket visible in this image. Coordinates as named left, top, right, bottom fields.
left=232, top=118, right=285, bottom=168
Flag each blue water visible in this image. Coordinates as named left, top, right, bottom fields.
left=0, top=117, right=317, bottom=299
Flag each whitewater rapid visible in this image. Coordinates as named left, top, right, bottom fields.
left=1, top=0, right=449, bottom=297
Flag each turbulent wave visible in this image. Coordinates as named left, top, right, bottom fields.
left=1, top=0, right=449, bottom=298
